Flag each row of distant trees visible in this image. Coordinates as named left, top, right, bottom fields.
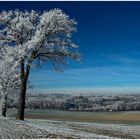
left=0, top=9, right=80, bottom=120
left=7, top=94, right=140, bottom=112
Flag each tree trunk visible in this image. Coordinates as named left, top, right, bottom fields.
left=17, top=79, right=27, bottom=120
left=17, top=59, right=30, bottom=121
left=0, top=94, right=7, bottom=117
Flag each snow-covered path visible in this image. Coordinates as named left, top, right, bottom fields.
left=0, top=117, right=140, bottom=139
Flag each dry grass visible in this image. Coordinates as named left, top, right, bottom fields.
left=24, top=111, right=140, bottom=124
left=7, top=109, right=140, bottom=123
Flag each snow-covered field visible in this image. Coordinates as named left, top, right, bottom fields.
left=0, top=117, right=140, bottom=139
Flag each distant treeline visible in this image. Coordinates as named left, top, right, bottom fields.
left=7, top=94, right=140, bottom=112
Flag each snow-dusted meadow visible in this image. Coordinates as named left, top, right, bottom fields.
left=0, top=116, right=140, bottom=139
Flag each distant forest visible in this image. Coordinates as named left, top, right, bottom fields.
left=5, top=94, right=140, bottom=112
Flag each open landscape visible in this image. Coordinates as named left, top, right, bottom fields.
left=3, top=109, right=140, bottom=139
left=1, top=1, right=140, bottom=139
left=4, top=93, right=140, bottom=138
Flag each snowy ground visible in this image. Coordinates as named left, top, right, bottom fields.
left=0, top=117, right=140, bottom=139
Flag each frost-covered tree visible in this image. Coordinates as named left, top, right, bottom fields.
left=0, top=9, right=80, bottom=120
left=0, top=46, right=20, bottom=117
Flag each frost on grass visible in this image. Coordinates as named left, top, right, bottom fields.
left=0, top=117, right=111, bottom=139
left=0, top=117, right=140, bottom=139
left=25, top=119, right=112, bottom=139
left=0, top=117, right=50, bottom=139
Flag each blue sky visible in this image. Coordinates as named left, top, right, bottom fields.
left=1, top=1, right=140, bottom=94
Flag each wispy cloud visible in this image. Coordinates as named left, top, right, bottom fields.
left=109, top=54, right=140, bottom=64
left=29, top=65, right=140, bottom=91
left=93, top=52, right=140, bottom=65
left=28, top=51, right=140, bottom=94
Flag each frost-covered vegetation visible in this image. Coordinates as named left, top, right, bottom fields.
left=0, top=117, right=140, bottom=139
left=0, top=47, right=20, bottom=117
left=0, top=7, right=140, bottom=139
left=0, top=9, right=80, bottom=120
left=6, top=94, right=140, bottom=112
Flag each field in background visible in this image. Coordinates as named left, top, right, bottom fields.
left=7, top=109, right=140, bottom=124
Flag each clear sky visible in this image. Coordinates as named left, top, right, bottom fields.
left=1, top=1, right=140, bottom=94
